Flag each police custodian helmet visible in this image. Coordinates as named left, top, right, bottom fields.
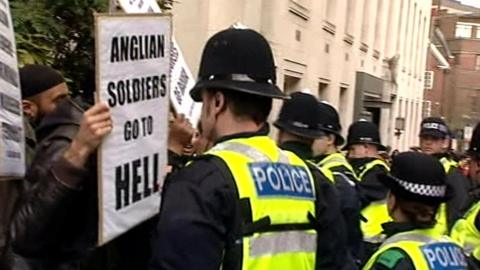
left=342, top=120, right=387, bottom=151
left=274, top=92, right=327, bottom=139
left=190, top=28, right=287, bottom=101
left=317, top=101, right=345, bottom=146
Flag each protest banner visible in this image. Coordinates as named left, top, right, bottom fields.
left=95, top=13, right=171, bottom=245
left=118, top=0, right=202, bottom=126
left=0, top=0, right=25, bottom=179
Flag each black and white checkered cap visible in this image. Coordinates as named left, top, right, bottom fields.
left=394, top=177, right=446, bottom=198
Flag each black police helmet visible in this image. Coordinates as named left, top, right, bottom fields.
left=274, top=92, right=327, bottom=139
left=190, top=28, right=287, bottom=102
left=342, top=120, right=386, bottom=151
left=317, top=101, right=345, bottom=146
left=379, top=152, right=450, bottom=205
left=419, top=117, right=449, bottom=139
left=468, top=122, right=480, bottom=159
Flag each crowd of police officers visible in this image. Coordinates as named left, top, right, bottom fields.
left=3, top=26, right=480, bottom=270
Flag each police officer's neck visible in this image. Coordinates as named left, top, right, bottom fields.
left=213, top=114, right=264, bottom=140
left=324, top=145, right=337, bottom=155
left=278, top=131, right=312, bottom=146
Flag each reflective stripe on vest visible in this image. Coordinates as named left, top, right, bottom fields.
left=315, top=153, right=358, bottom=182
left=206, top=136, right=317, bottom=270
left=439, top=157, right=458, bottom=174
left=358, top=159, right=390, bottom=181
left=363, top=228, right=468, bottom=270
left=451, top=202, right=480, bottom=260
left=250, top=231, right=317, bottom=257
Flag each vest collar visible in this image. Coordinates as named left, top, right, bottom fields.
left=382, top=221, right=435, bottom=238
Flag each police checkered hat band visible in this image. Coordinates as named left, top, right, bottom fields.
left=393, top=177, right=446, bottom=198
left=422, top=122, right=448, bottom=134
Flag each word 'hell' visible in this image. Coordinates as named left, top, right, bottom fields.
left=115, top=153, right=160, bottom=210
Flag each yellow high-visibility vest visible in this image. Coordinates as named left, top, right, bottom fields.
left=439, top=157, right=458, bottom=174
left=363, top=228, right=468, bottom=269
left=314, top=152, right=358, bottom=183
left=361, top=159, right=451, bottom=243
left=451, top=202, right=480, bottom=261
left=358, top=159, right=390, bottom=243
left=206, top=136, right=318, bottom=270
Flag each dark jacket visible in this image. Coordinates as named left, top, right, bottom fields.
left=11, top=98, right=160, bottom=270
left=312, top=153, right=363, bottom=261
left=349, top=157, right=389, bottom=208
left=278, top=141, right=313, bottom=160
left=280, top=143, right=362, bottom=260
left=432, top=153, right=475, bottom=230
left=150, top=127, right=356, bottom=270
left=10, top=98, right=99, bottom=270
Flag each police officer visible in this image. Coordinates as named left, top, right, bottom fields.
left=363, top=152, right=468, bottom=270
left=311, top=101, right=362, bottom=259
left=419, top=117, right=472, bottom=232
left=343, top=121, right=389, bottom=204
left=274, top=92, right=327, bottom=160
left=312, top=101, right=358, bottom=184
left=150, top=27, right=353, bottom=270
left=451, top=122, right=480, bottom=268
left=342, top=121, right=390, bottom=261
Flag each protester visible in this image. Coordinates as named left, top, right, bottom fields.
left=0, top=64, right=70, bottom=268
left=342, top=120, right=390, bottom=262
left=362, top=152, right=468, bottom=270
left=451, top=122, right=480, bottom=268
left=190, top=128, right=212, bottom=155
left=10, top=97, right=112, bottom=269
left=310, top=101, right=362, bottom=260
left=167, top=113, right=195, bottom=171
left=418, top=117, right=472, bottom=233
left=150, top=27, right=353, bottom=269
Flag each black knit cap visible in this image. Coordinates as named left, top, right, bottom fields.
left=19, top=64, right=65, bottom=99
left=419, top=117, right=449, bottom=139
left=274, top=92, right=326, bottom=139
left=342, top=120, right=386, bottom=151
left=468, top=122, right=480, bottom=158
left=317, top=101, right=344, bottom=146
left=379, top=152, right=449, bottom=205
left=190, top=28, right=287, bottom=101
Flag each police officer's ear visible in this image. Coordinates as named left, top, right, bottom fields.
left=213, top=91, right=227, bottom=114
left=326, top=134, right=336, bottom=146
left=386, top=191, right=397, bottom=216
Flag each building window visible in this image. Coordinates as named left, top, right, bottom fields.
left=318, top=83, right=328, bottom=100
left=424, top=71, right=434, bottom=89
left=295, top=30, right=301, bottom=41
left=284, top=75, right=301, bottom=94
left=456, top=22, right=472, bottom=38
left=339, top=87, right=348, bottom=121
left=476, top=26, right=480, bottom=39
left=476, top=55, right=480, bottom=70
